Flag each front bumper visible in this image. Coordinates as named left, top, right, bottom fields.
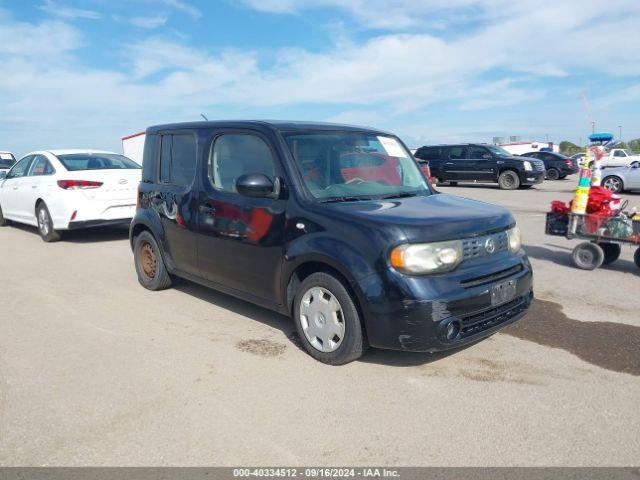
left=519, top=171, right=545, bottom=185
left=357, top=251, right=533, bottom=352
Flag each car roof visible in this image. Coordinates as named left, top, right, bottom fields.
left=145, top=120, right=394, bottom=136
left=45, top=149, right=120, bottom=156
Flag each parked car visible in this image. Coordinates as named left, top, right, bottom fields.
left=0, top=151, right=16, bottom=174
left=600, top=148, right=640, bottom=168
left=414, top=144, right=545, bottom=190
left=521, top=151, right=579, bottom=180
left=601, top=161, right=640, bottom=193
left=130, top=121, right=533, bottom=365
left=0, top=150, right=141, bottom=242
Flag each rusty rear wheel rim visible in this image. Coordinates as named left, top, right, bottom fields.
left=140, top=242, right=157, bottom=280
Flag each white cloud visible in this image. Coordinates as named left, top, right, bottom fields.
left=1, top=0, right=640, bottom=154
left=160, top=0, right=202, bottom=20
left=38, top=0, right=102, bottom=20
left=130, top=15, right=168, bottom=29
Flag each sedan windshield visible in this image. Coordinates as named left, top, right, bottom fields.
left=57, top=153, right=141, bottom=171
left=282, top=131, right=429, bottom=201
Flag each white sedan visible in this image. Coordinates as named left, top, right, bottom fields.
left=0, top=150, right=141, bottom=242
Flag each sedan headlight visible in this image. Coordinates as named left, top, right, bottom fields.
left=523, top=161, right=532, bottom=171
left=506, top=226, right=522, bottom=253
left=390, top=240, right=463, bottom=274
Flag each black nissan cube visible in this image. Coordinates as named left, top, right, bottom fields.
left=130, top=121, right=533, bottom=364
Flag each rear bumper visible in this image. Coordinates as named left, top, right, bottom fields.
left=519, top=171, right=545, bottom=185
left=67, top=218, right=132, bottom=230
left=356, top=251, right=534, bottom=352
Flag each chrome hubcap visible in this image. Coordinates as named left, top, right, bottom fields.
left=299, top=287, right=345, bottom=353
left=38, top=209, right=49, bottom=236
left=604, top=178, right=620, bottom=191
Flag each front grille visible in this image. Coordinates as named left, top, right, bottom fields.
left=462, top=231, right=508, bottom=260
left=461, top=264, right=524, bottom=288
left=459, top=296, right=528, bottom=337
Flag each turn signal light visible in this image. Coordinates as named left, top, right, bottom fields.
left=57, top=180, right=103, bottom=189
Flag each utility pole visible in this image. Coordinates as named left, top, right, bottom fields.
left=618, top=125, right=622, bottom=142
left=591, top=121, right=595, bottom=134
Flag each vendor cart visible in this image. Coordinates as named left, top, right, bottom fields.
left=545, top=211, right=640, bottom=270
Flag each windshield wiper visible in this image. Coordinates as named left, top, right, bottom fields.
left=378, top=192, right=419, bottom=199
left=320, top=196, right=372, bottom=203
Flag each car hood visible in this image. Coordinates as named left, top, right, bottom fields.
left=322, top=193, right=514, bottom=243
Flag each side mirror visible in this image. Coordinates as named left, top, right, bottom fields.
left=0, top=171, right=7, bottom=180
left=236, top=173, right=277, bottom=198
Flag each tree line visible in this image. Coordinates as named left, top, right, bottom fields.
left=559, top=139, right=640, bottom=155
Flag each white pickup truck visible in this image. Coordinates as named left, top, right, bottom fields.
left=601, top=148, right=640, bottom=168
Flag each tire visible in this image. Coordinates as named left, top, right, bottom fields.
left=0, top=203, right=11, bottom=226
left=572, top=242, right=604, bottom=270
left=635, top=247, right=640, bottom=270
left=546, top=168, right=560, bottom=180
left=599, top=243, right=621, bottom=265
left=559, top=174, right=567, bottom=179
left=36, top=202, right=61, bottom=242
left=133, top=230, right=172, bottom=291
left=293, top=272, right=365, bottom=365
left=602, top=176, right=624, bottom=193
left=498, top=170, right=520, bottom=190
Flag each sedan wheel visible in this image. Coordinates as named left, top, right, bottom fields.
left=36, top=203, right=61, bottom=242
left=602, top=176, right=623, bottom=193
left=546, top=168, right=560, bottom=180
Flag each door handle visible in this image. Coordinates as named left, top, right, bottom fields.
left=32, top=185, right=38, bottom=188
left=199, top=205, right=216, bottom=215
left=12, top=186, right=18, bottom=190
left=445, top=162, right=454, bottom=165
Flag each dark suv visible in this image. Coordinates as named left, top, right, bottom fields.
left=415, top=144, right=545, bottom=190
left=521, top=151, right=578, bottom=180
left=130, top=121, right=533, bottom=364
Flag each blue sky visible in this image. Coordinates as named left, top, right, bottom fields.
left=1, top=0, right=639, bottom=156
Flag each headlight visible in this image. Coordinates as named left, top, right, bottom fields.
left=390, top=240, right=463, bottom=274
left=523, top=161, right=532, bottom=171
left=506, top=226, right=522, bottom=253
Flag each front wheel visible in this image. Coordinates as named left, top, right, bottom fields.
left=635, top=247, right=640, bottom=270
left=0, top=203, right=11, bottom=226
left=498, top=170, right=520, bottom=190
left=293, top=272, right=365, bottom=365
left=36, top=203, right=61, bottom=242
left=572, top=242, right=604, bottom=270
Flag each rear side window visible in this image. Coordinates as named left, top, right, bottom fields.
left=158, top=134, right=197, bottom=187
left=209, top=134, right=275, bottom=193
left=141, top=134, right=157, bottom=183
left=448, top=147, right=467, bottom=160
left=28, top=156, right=55, bottom=176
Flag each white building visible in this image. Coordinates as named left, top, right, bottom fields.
left=122, top=131, right=145, bottom=165
left=497, top=140, right=559, bottom=156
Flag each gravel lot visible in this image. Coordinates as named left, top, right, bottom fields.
left=1, top=180, right=638, bottom=466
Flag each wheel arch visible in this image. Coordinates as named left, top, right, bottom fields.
left=284, top=256, right=369, bottom=340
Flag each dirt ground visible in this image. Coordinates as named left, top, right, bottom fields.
left=1, top=180, right=638, bottom=466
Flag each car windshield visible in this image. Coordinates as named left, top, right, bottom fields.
left=486, top=145, right=512, bottom=157
left=282, top=131, right=430, bottom=201
left=621, top=149, right=632, bottom=156
left=57, top=153, right=141, bottom=171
